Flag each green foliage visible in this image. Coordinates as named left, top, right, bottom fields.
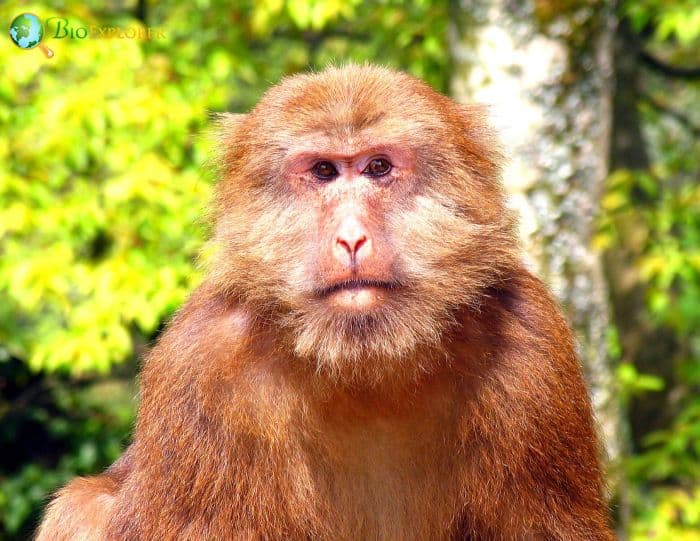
left=617, top=362, right=665, bottom=403
left=630, top=486, right=700, bottom=540
left=0, top=5, right=213, bottom=375
left=0, top=358, right=134, bottom=538
left=603, top=133, right=700, bottom=541
left=625, top=0, right=700, bottom=45
left=635, top=400, right=700, bottom=481
left=606, top=3, right=700, bottom=538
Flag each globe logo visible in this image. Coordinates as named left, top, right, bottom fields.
left=8, top=13, right=54, bottom=57
left=9, top=13, right=43, bottom=49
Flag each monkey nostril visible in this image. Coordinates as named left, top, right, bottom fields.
left=335, top=238, right=350, bottom=255
left=352, top=235, right=367, bottom=254
left=337, top=235, right=367, bottom=256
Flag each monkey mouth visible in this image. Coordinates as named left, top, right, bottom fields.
left=316, top=279, right=400, bottom=299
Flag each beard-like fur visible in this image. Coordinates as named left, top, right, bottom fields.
left=278, top=290, right=452, bottom=386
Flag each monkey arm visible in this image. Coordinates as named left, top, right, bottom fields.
left=36, top=286, right=265, bottom=540
left=35, top=448, right=133, bottom=541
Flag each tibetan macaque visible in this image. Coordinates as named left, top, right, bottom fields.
left=37, top=64, right=614, bottom=540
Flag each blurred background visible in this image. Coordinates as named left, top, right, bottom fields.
left=1, top=1, right=699, bottom=539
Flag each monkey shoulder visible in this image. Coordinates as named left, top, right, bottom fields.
left=452, top=267, right=594, bottom=435
left=476, top=268, right=579, bottom=369
left=134, top=284, right=265, bottom=435
left=141, top=283, right=256, bottom=374
left=166, top=282, right=253, bottom=342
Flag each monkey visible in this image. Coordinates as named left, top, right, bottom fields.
left=36, top=64, right=614, bottom=540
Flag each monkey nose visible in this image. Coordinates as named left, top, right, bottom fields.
left=333, top=217, right=372, bottom=264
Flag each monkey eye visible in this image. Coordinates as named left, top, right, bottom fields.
left=311, top=161, right=338, bottom=181
left=363, top=158, right=392, bottom=177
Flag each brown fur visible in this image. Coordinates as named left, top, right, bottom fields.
left=37, top=64, right=613, bottom=540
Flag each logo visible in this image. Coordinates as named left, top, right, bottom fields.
left=8, top=13, right=167, bottom=58
left=8, top=13, right=54, bottom=58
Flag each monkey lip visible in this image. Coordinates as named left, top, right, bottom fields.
left=316, top=279, right=399, bottom=309
left=317, top=279, right=399, bottom=298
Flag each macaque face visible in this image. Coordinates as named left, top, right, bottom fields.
left=283, top=144, right=414, bottom=312
left=213, top=65, right=515, bottom=383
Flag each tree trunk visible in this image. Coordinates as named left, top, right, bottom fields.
left=608, top=20, right=678, bottom=446
left=448, top=0, right=622, bottom=480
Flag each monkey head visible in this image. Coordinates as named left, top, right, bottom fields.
left=212, top=64, right=518, bottom=384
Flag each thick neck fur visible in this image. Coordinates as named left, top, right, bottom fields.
left=100, top=269, right=610, bottom=540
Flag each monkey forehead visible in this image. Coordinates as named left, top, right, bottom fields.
left=252, top=64, right=449, bottom=141
left=215, top=64, right=502, bottom=192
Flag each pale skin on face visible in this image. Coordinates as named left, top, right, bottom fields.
left=282, top=145, right=415, bottom=310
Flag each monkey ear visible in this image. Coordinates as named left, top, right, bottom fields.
left=453, top=103, right=504, bottom=178
left=208, top=113, right=248, bottom=177
left=211, top=112, right=247, bottom=141
left=456, top=103, right=492, bottom=129
left=455, top=103, right=501, bottom=145
left=210, top=112, right=248, bottom=164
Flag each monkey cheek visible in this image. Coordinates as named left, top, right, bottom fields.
left=329, top=287, right=384, bottom=310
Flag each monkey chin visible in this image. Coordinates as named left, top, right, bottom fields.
left=283, top=286, right=450, bottom=388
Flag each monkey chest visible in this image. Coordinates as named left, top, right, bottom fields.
left=287, top=424, right=461, bottom=540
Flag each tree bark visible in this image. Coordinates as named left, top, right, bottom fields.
left=448, top=0, right=622, bottom=479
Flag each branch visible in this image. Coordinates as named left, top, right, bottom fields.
left=639, top=49, right=700, bottom=79
left=134, top=0, right=147, bottom=24
left=641, top=92, right=700, bottom=137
